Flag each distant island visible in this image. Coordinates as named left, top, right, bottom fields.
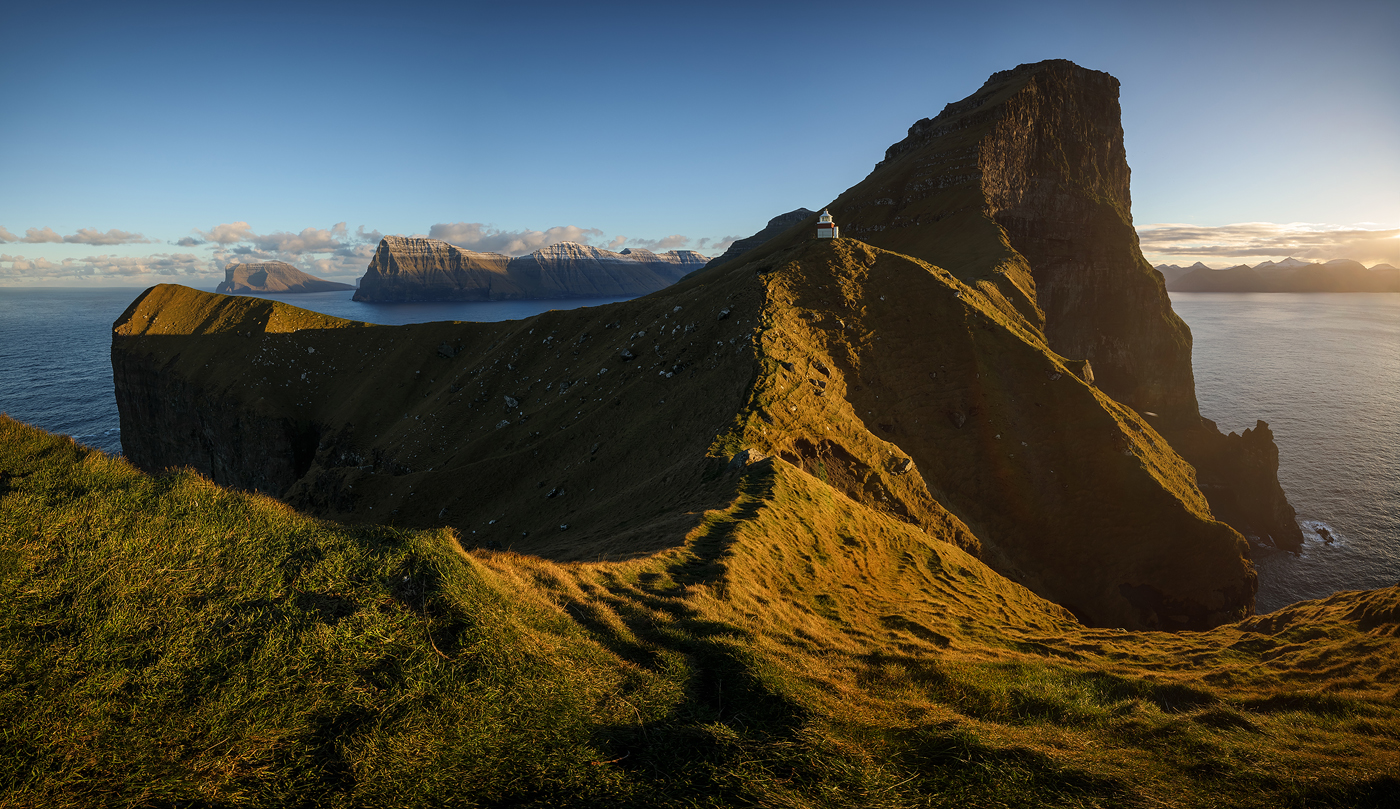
left=1157, top=257, right=1400, bottom=292
left=216, top=261, right=356, bottom=294
left=352, top=237, right=709, bottom=302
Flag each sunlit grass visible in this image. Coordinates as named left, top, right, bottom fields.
left=2, top=415, right=1397, bottom=807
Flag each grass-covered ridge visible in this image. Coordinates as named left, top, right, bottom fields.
left=3, top=415, right=1398, bottom=807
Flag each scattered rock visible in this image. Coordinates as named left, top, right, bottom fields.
left=728, top=448, right=769, bottom=470
left=948, top=411, right=966, bottom=428
left=504, top=395, right=519, bottom=408
left=438, top=342, right=456, bottom=358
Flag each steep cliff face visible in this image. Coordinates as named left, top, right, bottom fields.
left=112, top=285, right=372, bottom=496
left=352, top=236, right=707, bottom=302
left=791, top=59, right=1301, bottom=551
left=215, top=261, right=355, bottom=293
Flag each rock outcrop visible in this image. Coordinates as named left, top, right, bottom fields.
left=352, top=237, right=707, bottom=302
left=703, top=208, right=816, bottom=269
left=215, top=261, right=355, bottom=293
left=115, top=60, right=1276, bottom=630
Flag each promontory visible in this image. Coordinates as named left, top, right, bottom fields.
left=215, top=261, right=356, bottom=293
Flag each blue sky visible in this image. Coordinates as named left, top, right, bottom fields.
left=2, top=0, right=1397, bottom=285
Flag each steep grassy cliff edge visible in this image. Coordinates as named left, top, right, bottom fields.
left=3, top=416, right=1397, bottom=807
left=118, top=231, right=1256, bottom=631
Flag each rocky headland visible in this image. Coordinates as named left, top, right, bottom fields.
left=108, top=60, right=1316, bottom=629
left=215, top=261, right=356, bottom=293
left=351, top=237, right=708, bottom=302
left=1161, top=258, right=1400, bottom=292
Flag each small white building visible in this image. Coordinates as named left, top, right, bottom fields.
left=816, top=209, right=839, bottom=239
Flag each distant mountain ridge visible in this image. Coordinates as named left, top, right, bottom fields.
left=353, top=237, right=708, bottom=302
left=1156, top=257, right=1400, bottom=292
left=216, top=261, right=355, bottom=294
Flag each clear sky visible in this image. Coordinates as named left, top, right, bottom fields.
left=3, top=0, right=1397, bottom=286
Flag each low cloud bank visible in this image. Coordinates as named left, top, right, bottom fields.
left=0, top=252, right=209, bottom=283
left=0, top=226, right=154, bottom=246
left=1137, top=222, right=1400, bottom=267
left=426, top=222, right=706, bottom=256
left=0, top=219, right=732, bottom=285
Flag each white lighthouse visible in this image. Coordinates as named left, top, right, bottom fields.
left=816, top=209, right=839, bottom=239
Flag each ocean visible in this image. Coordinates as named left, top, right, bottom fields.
left=1169, top=292, right=1400, bottom=611
left=1, top=286, right=1395, bottom=612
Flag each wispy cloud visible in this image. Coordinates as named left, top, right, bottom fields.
left=194, top=221, right=384, bottom=279
left=625, top=234, right=690, bottom=252
left=428, top=222, right=607, bottom=256
left=0, top=252, right=213, bottom=282
left=20, top=227, right=63, bottom=244
left=64, top=228, right=155, bottom=245
left=1137, top=222, right=1400, bottom=267
left=15, top=226, right=153, bottom=245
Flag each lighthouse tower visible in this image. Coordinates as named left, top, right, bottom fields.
left=816, top=209, right=839, bottom=239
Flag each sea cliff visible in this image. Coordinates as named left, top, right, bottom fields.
left=351, top=237, right=708, bottom=302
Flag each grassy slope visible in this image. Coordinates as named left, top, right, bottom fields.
left=4, top=416, right=1397, bottom=808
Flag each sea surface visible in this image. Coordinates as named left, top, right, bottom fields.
left=1170, top=292, right=1400, bottom=611
left=1, top=286, right=1396, bottom=612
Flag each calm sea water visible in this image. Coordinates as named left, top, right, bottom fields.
left=2, top=286, right=1395, bottom=611
left=1170, top=292, right=1400, bottom=611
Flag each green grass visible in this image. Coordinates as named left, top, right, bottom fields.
left=2, top=416, right=1398, bottom=807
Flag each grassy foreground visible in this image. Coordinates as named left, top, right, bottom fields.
left=2, top=415, right=1398, bottom=807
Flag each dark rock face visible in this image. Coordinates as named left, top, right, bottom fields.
left=1171, top=419, right=1301, bottom=550
left=216, top=261, right=355, bottom=294
left=862, top=60, right=1197, bottom=420
left=822, top=58, right=1302, bottom=552
left=703, top=208, right=817, bottom=269
left=111, top=286, right=370, bottom=498
left=352, top=237, right=707, bottom=302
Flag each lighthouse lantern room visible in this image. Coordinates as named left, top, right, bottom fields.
left=816, top=209, right=839, bottom=239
